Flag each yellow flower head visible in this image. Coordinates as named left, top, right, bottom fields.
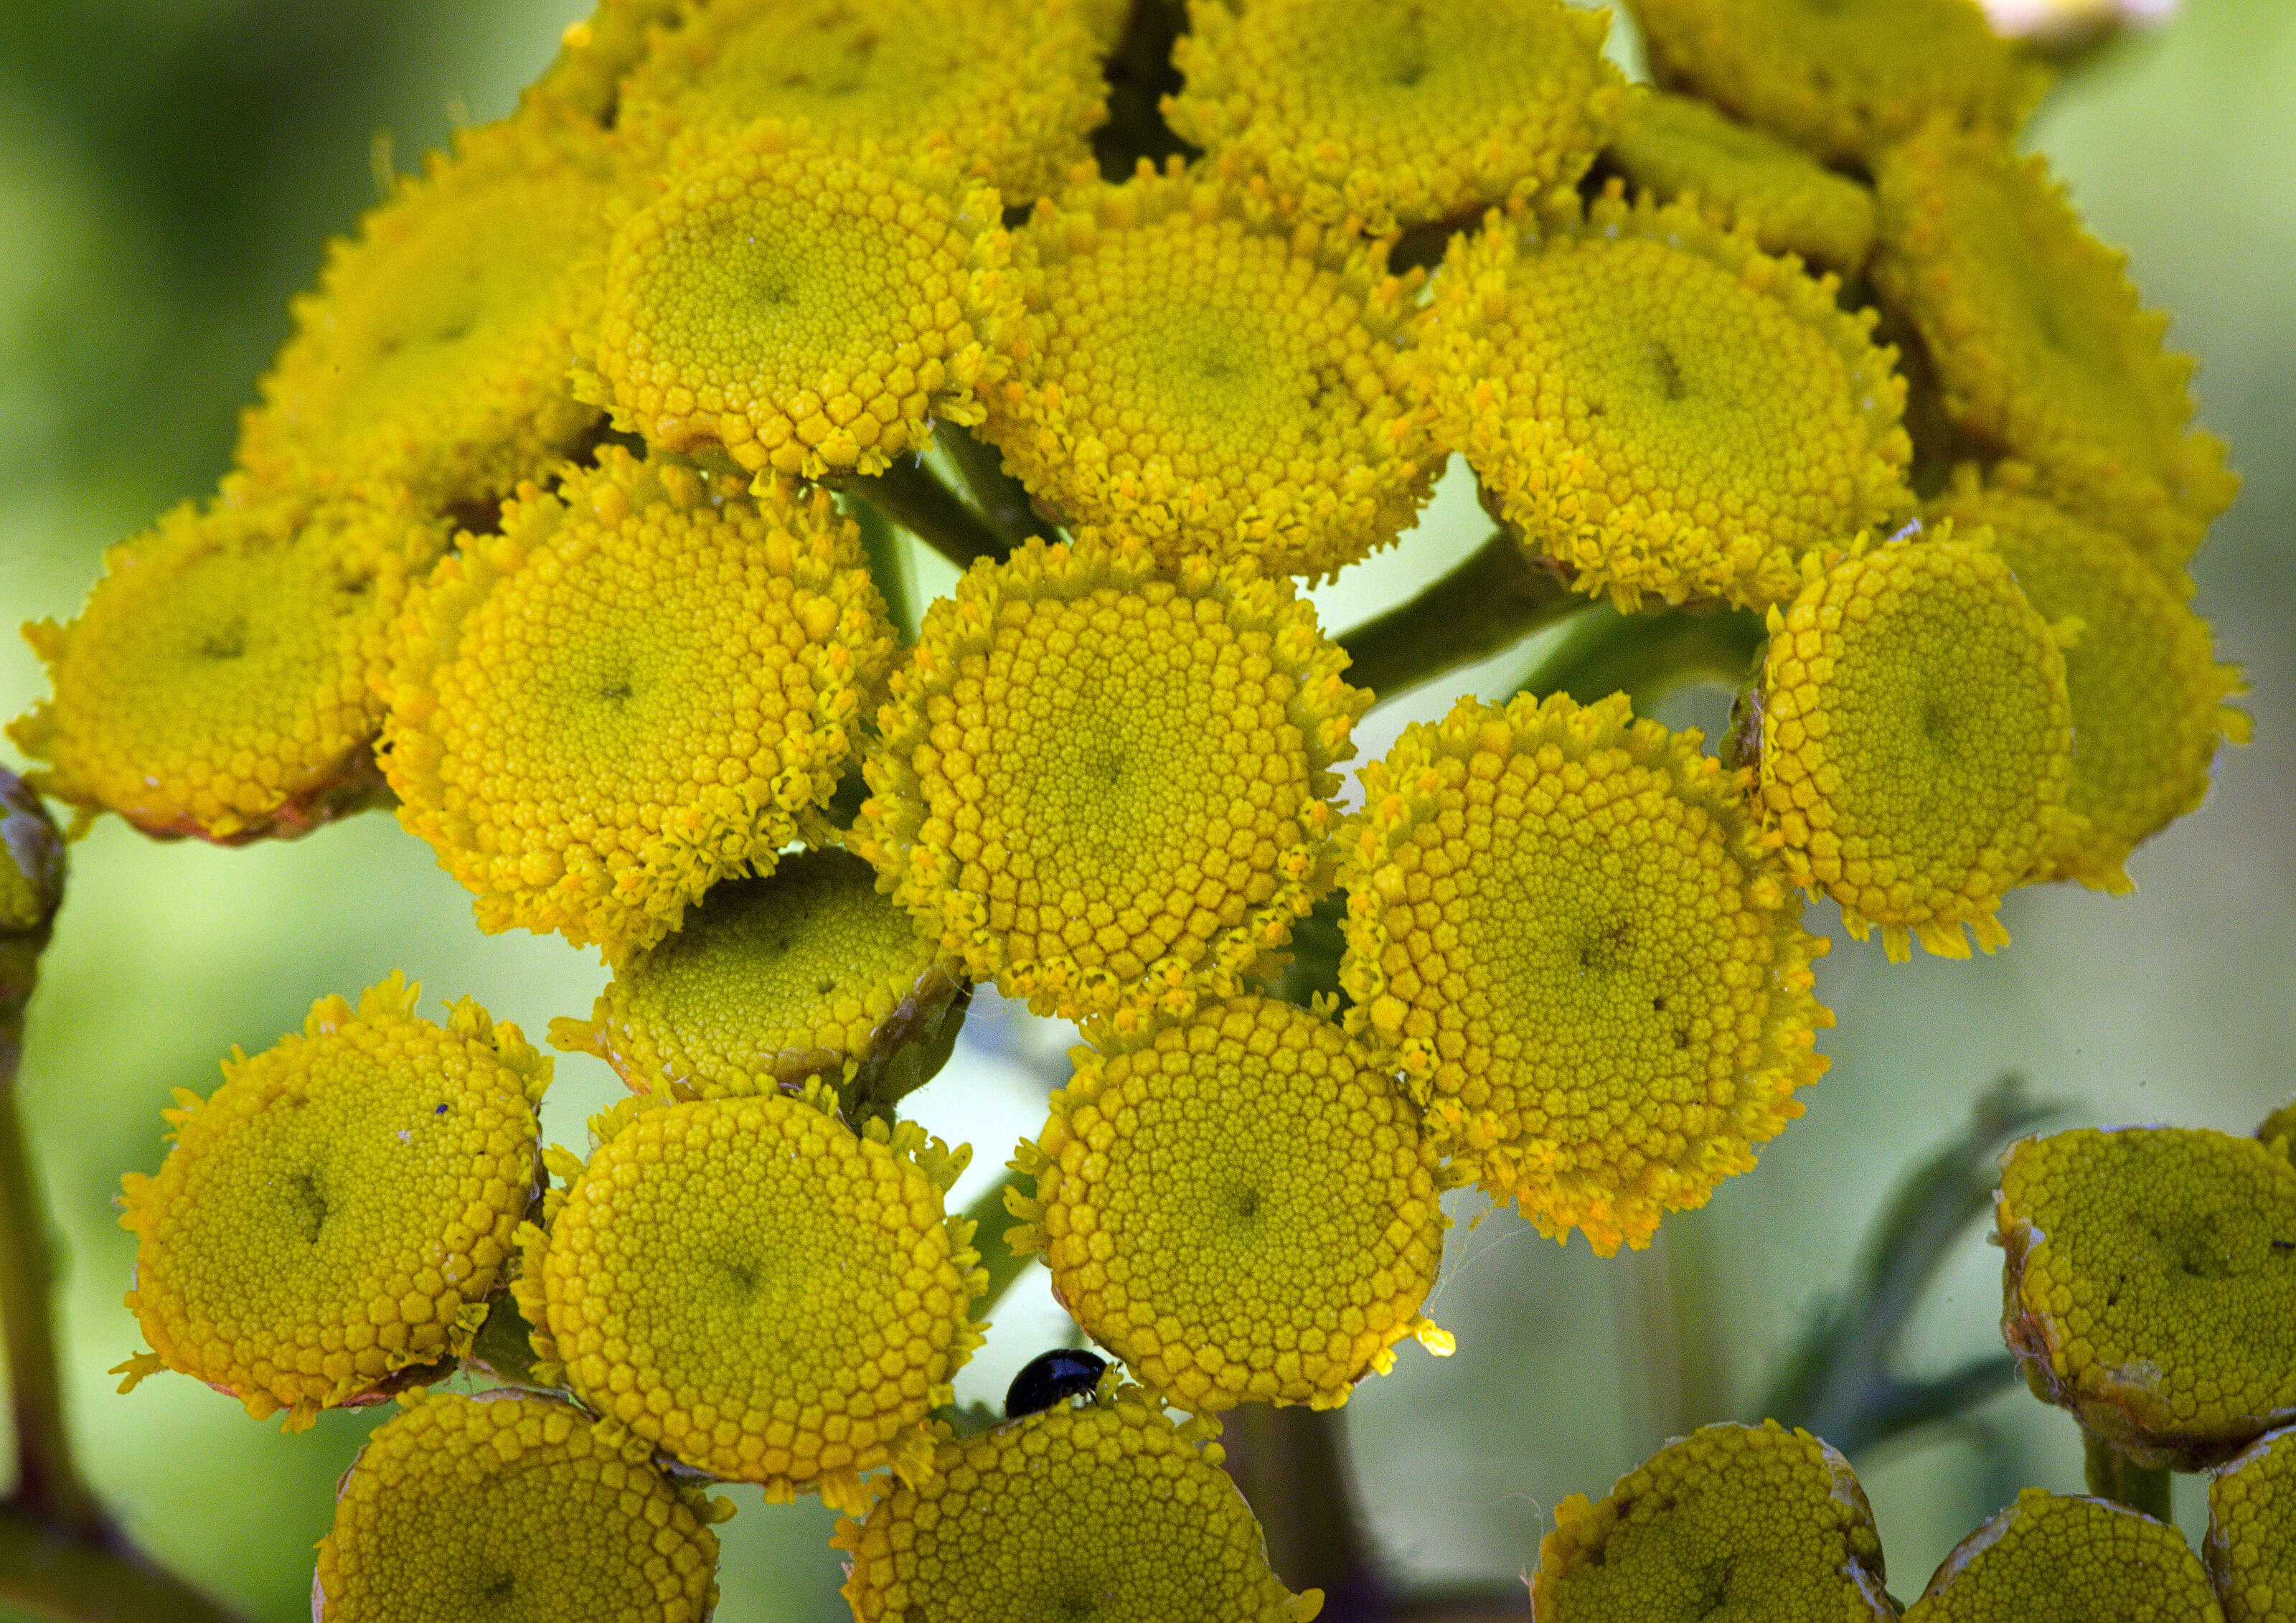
left=2260, top=1099, right=2296, bottom=1165
left=1996, top=1126, right=2296, bottom=1472
left=113, top=974, right=549, bottom=1430
left=1904, top=1488, right=2221, bottom=1622
left=857, top=536, right=1368, bottom=1024
left=575, top=125, right=1016, bottom=483
left=1341, top=692, right=1829, bottom=1256
left=1930, top=473, right=2249, bottom=890
left=9, top=483, right=447, bottom=844
left=378, top=449, right=894, bottom=954
left=982, top=162, right=1436, bottom=580
left=314, top=1391, right=727, bottom=1623
left=1873, top=120, right=2237, bottom=572
left=1533, top=1421, right=1895, bottom=1622
left=833, top=1375, right=1323, bottom=1623
left=1629, top=0, right=2051, bottom=166
left=1166, top=0, right=1622, bottom=233
left=1608, top=88, right=1880, bottom=271
left=614, top=0, right=1106, bottom=204
left=1428, top=184, right=1913, bottom=613
left=1006, top=994, right=1452, bottom=1413
left=548, top=846, right=963, bottom=1101
left=513, top=1086, right=984, bottom=1514
left=2208, top=1426, right=2296, bottom=1623
left=1749, top=532, right=2076, bottom=962
left=523, top=0, right=682, bottom=123
left=235, top=105, right=625, bottom=513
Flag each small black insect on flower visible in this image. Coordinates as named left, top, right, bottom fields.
left=1004, top=1348, right=1107, bottom=1419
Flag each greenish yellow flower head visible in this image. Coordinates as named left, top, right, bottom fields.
left=1340, top=692, right=1830, bottom=1256
left=1996, top=1127, right=2296, bottom=1472
left=522, top=0, right=682, bottom=123
left=9, top=484, right=447, bottom=844
left=576, top=126, right=1015, bottom=483
left=377, top=449, right=894, bottom=954
left=1904, top=1488, right=2221, bottom=1622
left=1533, top=1420, right=1895, bottom=1622
left=1608, top=88, right=1879, bottom=271
left=1751, top=533, right=2076, bottom=962
left=114, top=974, right=548, bottom=1430
left=857, top=537, right=1367, bottom=1024
left=981, top=163, right=1435, bottom=580
left=1929, top=473, right=2249, bottom=889
left=314, top=1391, right=728, bottom=1623
left=1873, top=119, right=2236, bottom=573
left=834, top=1376, right=1323, bottom=1622
left=1629, top=0, right=2050, bottom=166
left=514, top=1086, right=984, bottom=1514
left=1429, top=184, right=1912, bottom=613
left=1168, top=0, right=1620, bottom=234
left=1007, top=994, right=1452, bottom=1413
left=2208, top=1425, right=2296, bottom=1623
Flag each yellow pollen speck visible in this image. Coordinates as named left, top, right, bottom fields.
left=1904, top=1488, right=2222, bottom=1622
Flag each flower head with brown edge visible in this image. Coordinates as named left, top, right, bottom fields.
left=377, top=448, right=894, bottom=954
left=856, top=535, right=1368, bottom=1025
left=982, top=161, right=1436, bottom=582
left=1426, top=182, right=1913, bottom=613
left=1005, top=994, right=1452, bottom=1414
left=1904, top=1488, right=2221, bottom=1622
left=2208, top=1424, right=2296, bottom=1623
left=113, top=974, right=548, bottom=1430
left=511, top=1083, right=984, bottom=1515
left=1339, top=691, right=1830, bottom=1256
left=1533, top=1421, right=1895, bottom=1622
left=314, top=1390, right=728, bottom=1623
left=1996, top=1126, right=2296, bottom=1473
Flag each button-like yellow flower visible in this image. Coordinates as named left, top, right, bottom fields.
left=980, top=162, right=1436, bottom=580
left=834, top=1375, right=1323, bottom=1622
left=513, top=1086, right=984, bottom=1515
left=1533, top=1421, right=1895, bottom=1621
left=1905, top=1488, right=2221, bottom=1622
left=10, top=483, right=447, bottom=844
left=2208, top=1425, right=2296, bottom=1623
left=113, top=974, right=548, bottom=1430
left=1006, top=994, right=1452, bottom=1413
left=377, top=449, right=895, bottom=954
left=314, top=1391, right=727, bottom=1623
left=1166, top=0, right=1622, bottom=233
left=575, top=126, right=1016, bottom=482
left=1428, top=184, right=1912, bottom=613
left=1749, top=533, right=2077, bottom=961
left=857, top=537, right=1368, bottom=1023
left=1339, top=692, right=1830, bottom=1256
left=1608, top=88, right=1879, bottom=270
left=1629, top=0, right=2051, bottom=165
left=1873, top=119, right=2236, bottom=573
left=1997, top=1127, right=2296, bottom=1472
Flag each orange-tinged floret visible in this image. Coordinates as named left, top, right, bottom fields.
left=1904, top=1488, right=2222, bottom=1622
left=113, top=974, right=548, bottom=1431
left=2208, top=1425, right=2296, bottom=1623
left=856, top=536, right=1368, bottom=1024
left=1996, top=1127, right=2296, bottom=1472
left=1339, top=692, right=1831, bottom=1256
left=377, top=449, right=894, bottom=954
left=1006, top=995, right=1452, bottom=1413
left=1533, top=1421, right=1896, bottom=1621
left=1427, top=184, right=1912, bottom=613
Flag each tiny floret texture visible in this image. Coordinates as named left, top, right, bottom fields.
left=114, top=974, right=548, bottom=1430
left=378, top=448, right=894, bottom=953
left=2208, top=1425, right=2296, bottom=1623
left=1007, top=995, right=1452, bottom=1413
left=1167, top=0, right=1623, bottom=233
left=313, top=1391, right=724, bottom=1623
left=1903, top=1488, right=2223, bottom=1623
left=1428, top=184, right=1912, bottom=613
left=1996, top=1127, right=2296, bottom=1472
left=1340, top=692, right=1830, bottom=1256
left=857, top=536, right=1368, bottom=1025
left=1533, top=1420, right=1896, bottom=1622
left=833, top=1378, right=1323, bottom=1622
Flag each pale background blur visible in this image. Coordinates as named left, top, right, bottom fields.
left=0, top=3, right=2290, bottom=1618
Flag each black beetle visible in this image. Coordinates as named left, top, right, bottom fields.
left=1004, top=1348, right=1107, bottom=1419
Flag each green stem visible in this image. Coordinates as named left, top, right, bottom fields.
left=833, top=458, right=1007, bottom=573
left=1337, top=532, right=1581, bottom=702
left=1512, top=602, right=1767, bottom=712
left=964, top=1172, right=1034, bottom=1317
left=850, top=497, right=917, bottom=643
left=936, top=423, right=1058, bottom=548
left=1220, top=1406, right=1378, bottom=1611
left=0, top=1513, right=248, bottom=1623
left=2083, top=1429, right=2173, bottom=1522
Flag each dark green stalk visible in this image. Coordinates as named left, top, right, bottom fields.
left=937, top=423, right=1059, bottom=547
left=1337, top=532, right=1582, bottom=701
left=832, top=458, right=1007, bottom=572
left=1220, top=1406, right=1380, bottom=1614
left=1512, top=602, right=1767, bottom=711
left=851, top=498, right=917, bottom=642
left=963, top=1172, right=1033, bottom=1317
left=2083, top=1429, right=2173, bottom=1522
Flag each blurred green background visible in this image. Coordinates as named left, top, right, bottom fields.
left=1, top=3, right=2290, bottom=1618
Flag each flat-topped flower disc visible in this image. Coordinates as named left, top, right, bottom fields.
left=2209, top=1426, right=2296, bottom=1623
left=1905, top=1490, right=2221, bottom=1622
